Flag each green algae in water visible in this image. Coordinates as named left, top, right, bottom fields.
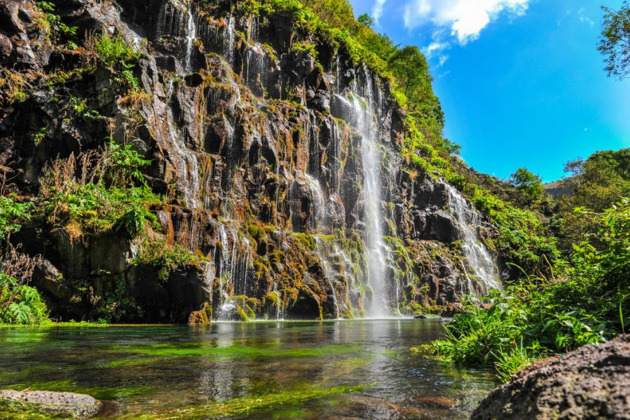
left=119, top=343, right=364, bottom=359
left=119, top=384, right=374, bottom=419
left=100, top=356, right=171, bottom=369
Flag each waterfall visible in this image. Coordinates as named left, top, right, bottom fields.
left=214, top=224, right=253, bottom=320
left=348, top=77, right=390, bottom=318
left=443, top=183, right=501, bottom=296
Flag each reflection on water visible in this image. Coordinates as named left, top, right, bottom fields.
left=0, top=320, right=497, bottom=418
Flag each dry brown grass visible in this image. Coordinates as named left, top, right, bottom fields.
left=0, top=244, right=43, bottom=285
left=0, top=70, right=32, bottom=105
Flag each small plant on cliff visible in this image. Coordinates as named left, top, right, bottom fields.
left=95, top=32, right=142, bottom=90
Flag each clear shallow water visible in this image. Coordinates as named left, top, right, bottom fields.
left=0, top=320, right=497, bottom=419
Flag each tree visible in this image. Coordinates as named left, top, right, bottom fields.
left=357, top=13, right=373, bottom=28
left=510, top=168, right=544, bottom=204
left=599, top=1, right=630, bottom=79
left=388, top=46, right=444, bottom=129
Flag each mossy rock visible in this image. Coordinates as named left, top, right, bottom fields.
left=0, top=390, right=101, bottom=419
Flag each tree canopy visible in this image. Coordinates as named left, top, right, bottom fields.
left=599, top=1, right=630, bottom=79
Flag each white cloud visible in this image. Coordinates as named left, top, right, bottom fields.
left=372, top=0, right=387, bottom=25
left=404, top=0, right=531, bottom=44
left=422, top=40, right=450, bottom=67
left=577, top=8, right=595, bottom=27
left=424, top=41, right=450, bottom=56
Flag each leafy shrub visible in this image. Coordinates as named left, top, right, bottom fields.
left=0, top=196, right=34, bottom=240
left=0, top=274, right=48, bottom=325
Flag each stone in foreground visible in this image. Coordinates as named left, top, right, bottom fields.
left=472, top=335, right=630, bottom=419
left=0, top=390, right=101, bottom=418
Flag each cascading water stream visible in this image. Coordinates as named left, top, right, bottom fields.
left=443, top=183, right=501, bottom=296
left=184, top=1, right=197, bottom=72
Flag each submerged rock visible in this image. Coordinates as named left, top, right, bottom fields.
left=0, top=390, right=101, bottom=418
left=472, top=335, right=630, bottom=419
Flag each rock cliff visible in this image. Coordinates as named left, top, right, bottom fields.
left=0, top=0, right=503, bottom=322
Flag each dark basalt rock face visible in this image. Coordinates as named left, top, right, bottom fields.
left=472, top=335, right=630, bottom=420
left=1, top=0, right=502, bottom=322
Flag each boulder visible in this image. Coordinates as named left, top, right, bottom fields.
left=472, top=335, right=630, bottom=420
left=0, top=390, right=101, bottom=418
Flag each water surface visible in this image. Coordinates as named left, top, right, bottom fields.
left=0, top=320, right=496, bottom=418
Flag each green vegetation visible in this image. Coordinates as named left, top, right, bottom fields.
left=95, top=33, right=142, bottom=90
left=0, top=246, right=48, bottom=325
left=0, top=197, right=33, bottom=241
left=431, top=198, right=630, bottom=380
left=509, top=168, right=545, bottom=206
left=0, top=141, right=164, bottom=325
left=0, top=398, right=63, bottom=420
left=39, top=142, right=161, bottom=238
left=0, top=274, right=47, bottom=325
left=133, top=239, right=203, bottom=282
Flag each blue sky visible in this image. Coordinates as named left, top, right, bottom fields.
left=349, top=0, right=630, bottom=182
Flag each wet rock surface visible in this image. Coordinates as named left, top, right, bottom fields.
left=472, top=335, right=630, bottom=420
left=0, top=390, right=101, bottom=418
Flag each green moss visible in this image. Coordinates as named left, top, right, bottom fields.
left=235, top=304, right=250, bottom=322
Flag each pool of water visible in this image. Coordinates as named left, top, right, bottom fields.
left=0, top=319, right=497, bottom=419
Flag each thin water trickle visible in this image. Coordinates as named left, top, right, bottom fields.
left=224, top=15, right=235, bottom=67
left=184, top=1, right=197, bottom=72
left=164, top=80, right=201, bottom=208
left=303, top=172, right=326, bottom=229
left=314, top=238, right=341, bottom=319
